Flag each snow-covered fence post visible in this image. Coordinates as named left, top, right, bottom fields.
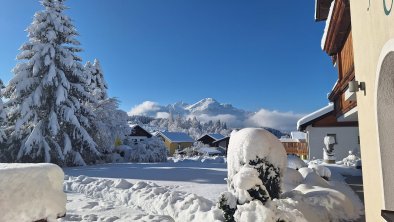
left=218, top=128, right=287, bottom=221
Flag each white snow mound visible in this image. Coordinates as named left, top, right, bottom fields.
left=0, top=163, right=66, bottom=222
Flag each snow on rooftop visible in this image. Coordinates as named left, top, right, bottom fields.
left=208, top=133, right=225, bottom=140
left=290, top=131, right=307, bottom=140
left=159, top=131, right=194, bottom=143
left=279, top=138, right=301, bottom=143
left=321, top=0, right=336, bottom=50
left=297, top=103, right=334, bottom=130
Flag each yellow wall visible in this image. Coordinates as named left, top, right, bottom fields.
left=349, top=0, right=394, bottom=220
left=163, top=140, right=193, bottom=155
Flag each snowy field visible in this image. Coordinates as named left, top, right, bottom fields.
left=58, top=156, right=364, bottom=222
left=60, top=158, right=227, bottom=221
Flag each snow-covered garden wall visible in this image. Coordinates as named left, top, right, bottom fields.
left=0, top=163, right=66, bottom=221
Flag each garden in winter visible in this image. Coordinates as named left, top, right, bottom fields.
left=0, top=0, right=365, bottom=222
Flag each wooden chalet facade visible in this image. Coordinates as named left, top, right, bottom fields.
left=197, top=134, right=226, bottom=147
left=319, top=0, right=358, bottom=124
left=128, top=124, right=152, bottom=143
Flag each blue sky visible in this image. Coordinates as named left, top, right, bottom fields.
left=0, top=0, right=337, bottom=114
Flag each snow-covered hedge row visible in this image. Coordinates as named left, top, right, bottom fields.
left=0, top=163, right=66, bottom=222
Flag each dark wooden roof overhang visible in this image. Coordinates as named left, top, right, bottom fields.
left=322, top=0, right=351, bottom=56
left=299, top=110, right=358, bottom=131
left=315, top=0, right=334, bottom=21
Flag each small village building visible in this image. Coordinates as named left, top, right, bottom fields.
left=157, top=131, right=194, bottom=155
left=212, top=136, right=230, bottom=149
left=127, top=124, right=152, bottom=143
left=315, top=0, right=394, bottom=218
left=197, top=134, right=226, bottom=147
left=297, top=103, right=360, bottom=160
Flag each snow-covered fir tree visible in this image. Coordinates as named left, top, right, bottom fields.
left=84, top=59, right=130, bottom=153
left=129, top=115, right=231, bottom=139
left=85, top=59, right=108, bottom=100
left=0, top=79, right=7, bottom=143
left=3, top=0, right=100, bottom=166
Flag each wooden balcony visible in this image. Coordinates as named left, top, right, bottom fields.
left=281, top=142, right=309, bottom=158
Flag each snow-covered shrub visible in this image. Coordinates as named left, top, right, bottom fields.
left=287, top=154, right=307, bottom=170
left=298, top=167, right=314, bottom=179
left=342, top=151, right=362, bottom=168
left=118, top=137, right=167, bottom=162
left=283, top=168, right=304, bottom=192
left=308, top=163, right=331, bottom=180
left=219, top=128, right=287, bottom=221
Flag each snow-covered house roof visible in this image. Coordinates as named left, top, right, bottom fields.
left=197, top=133, right=225, bottom=142
left=128, top=124, right=152, bottom=138
left=158, top=131, right=194, bottom=143
left=297, top=103, right=334, bottom=131
left=321, top=0, right=336, bottom=50
left=279, top=138, right=301, bottom=143
left=208, top=134, right=225, bottom=140
left=315, top=0, right=334, bottom=21
left=290, top=131, right=307, bottom=140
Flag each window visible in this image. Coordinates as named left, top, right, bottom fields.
left=327, top=134, right=337, bottom=144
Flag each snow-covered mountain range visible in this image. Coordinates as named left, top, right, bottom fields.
left=129, top=98, right=250, bottom=125
left=128, top=98, right=304, bottom=132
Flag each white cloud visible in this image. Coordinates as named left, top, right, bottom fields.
left=245, top=109, right=304, bottom=132
left=127, top=101, right=161, bottom=116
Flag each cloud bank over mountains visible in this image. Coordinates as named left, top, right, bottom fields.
left=128, top=98, right=304, bottom=131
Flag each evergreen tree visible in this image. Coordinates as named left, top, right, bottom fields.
left=4, top=0, right=99, bottom=166
left=85, top=59, right=108, bottom=101
left=84, top=59, right=129, bottom=153
left=0, top=80, right=7, bottom=143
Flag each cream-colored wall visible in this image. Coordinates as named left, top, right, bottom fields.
left=349, top=0, right=394, bottom=220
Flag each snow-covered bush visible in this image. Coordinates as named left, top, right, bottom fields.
left=219, top=128, right=287, bottom=221
left=342, top=151, right=362, bottom=168
left=116, top=137, right=167, bottom=162
left=308, top=163, right=331, bottom=180
left=287, top=154, right=307, bottom=170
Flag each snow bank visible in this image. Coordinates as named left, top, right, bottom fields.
left=0, top=163, right=66, bottom=222
left=287, top=154, right=307, bottom=170
left=169, top=155, right=226, bottom=164
left=308, top=162, right=332, bottom=180
left=234, top=199, right=307, bottom=222
left=284, top=184, right=360, bottom=221
left=64, top=175, right=223, bottom=222
left=283, top=167, right=304, bottom=192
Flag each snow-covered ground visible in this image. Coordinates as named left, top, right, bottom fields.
left=58, top=156, right=364, bottom=222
